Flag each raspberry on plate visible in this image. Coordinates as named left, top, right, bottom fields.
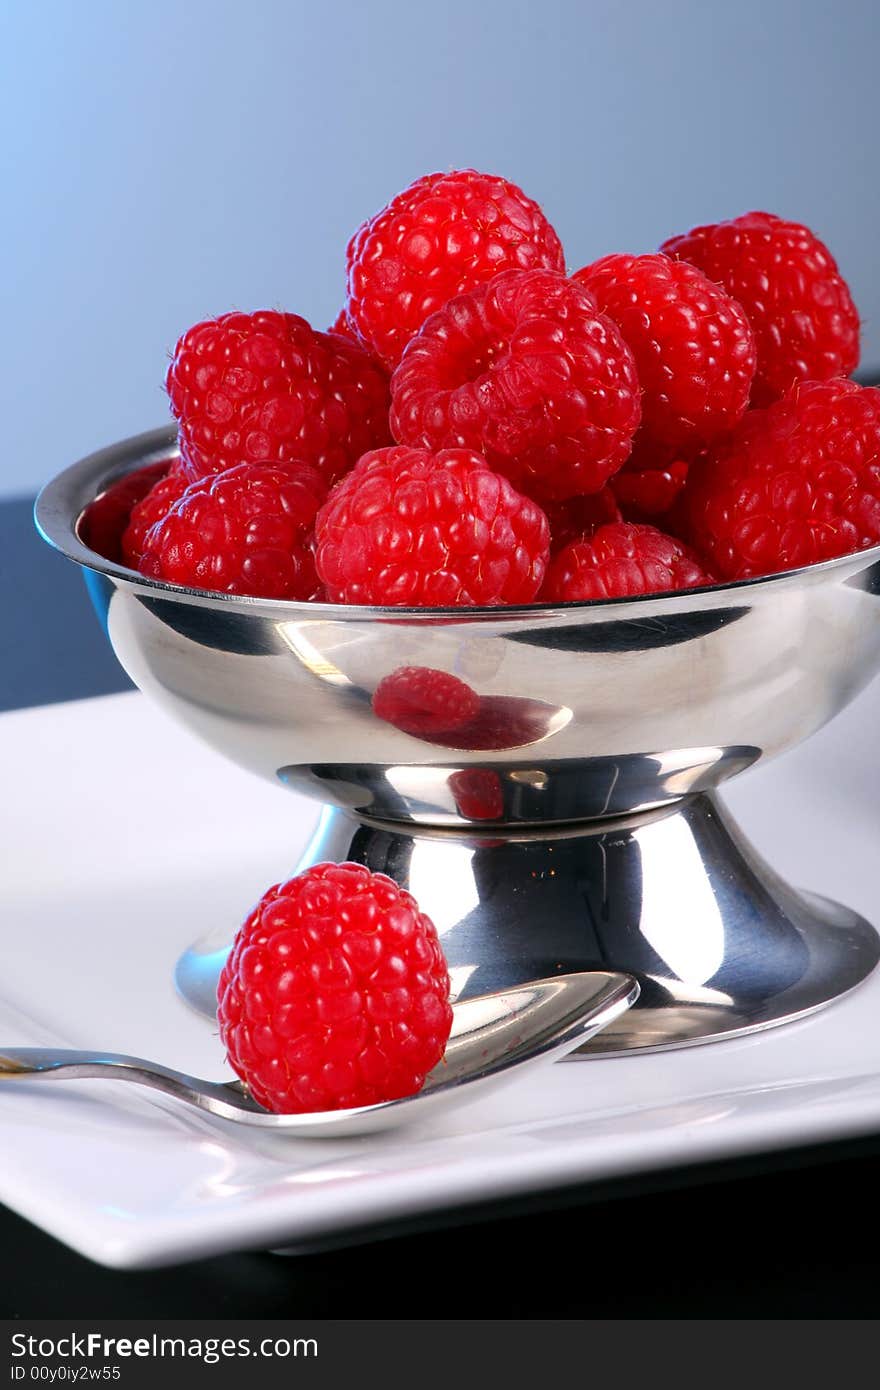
left=572, top=253, right=756, bottom=451
left=139, top=461, right=327, bottom=599
left=372, top=666, right=480, bottom=738
left=661, top=212, right=860, bottom=406
left=390, top=269, right=641, bottom=503
left=346, top=168, right=565, bottom=367
left=121, top=463, right=190, bottom=568
left=314, top=444, right=550, bottom=606
left=217, top=862, right=453, bottom=1113
left=683, top=378, right=880, bottom=580
left=78, top=460, right=170, bottom=564
left=542, top=522, right=714, bottom=602
left=166, top=310, right=391, bottom=485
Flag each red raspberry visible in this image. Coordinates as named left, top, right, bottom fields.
left=79, top=461, right=170, bottom=564
left=328, top=309, right=358, bottom=341
left=573, top=253, right=756, bottom=451
left=121, top=464, right=190, bottom=568
left=612, top=461, right=689, bottom=519
left=166, top=310, right=391, bottom=485
left=662, top=212, right=860, bottom=406
left=544, top=487, right=622, bottom=552
left=315, top=445, right=549, bottom=606
left=543, top=522, right=714, bottom=602
left=390, top=269, right=641, bottom=502
left=217, top=862, right=453, bottom=1113
left=610, top=442, right=691, bottom=520
left=372, top=667, right=480, bottom=737
left=684, top=378, right=880, bottom=580
left=346, top=169, right=565, bottom=367
left=139, top=461, right=327, bottom=599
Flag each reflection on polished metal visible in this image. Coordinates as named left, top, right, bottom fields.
left=0, top=973, right=638, bottom=1138
left=35, top=427, right=880, bottom=1052
left=175, top=796, right=880, bottom=1052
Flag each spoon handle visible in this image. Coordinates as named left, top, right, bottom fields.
left=2, top=1047, right=183, bottom=1082
left=0, top=1049, right=246, bottom=1115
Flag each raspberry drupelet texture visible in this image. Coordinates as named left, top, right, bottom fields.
left=572, top=253, right=756, bottom=451
left=314, top=445, right=550, bottom=606
left=217, top=862, right=453, bottom=1113
left=542, top=522, right=714, bottom=602
left=139, top=461, right=327, bottom=599
left=166, top=310, right=391, bottom=485
left=610, top=441, right=691, bottom=520
left=327, top=308, right=358, bottom=340
left=611, top=460, right=690, bottom=520
left=390, top=269, right=641, bottom=503
left=372, top=667, right=480, bottom=738
left=346, top=169, right=566, bottom=367
left=683, top=378, right=880, bottom=580
left=121, top=464, right=190, bottom=568
left=662, top=212, right=860, bottom=406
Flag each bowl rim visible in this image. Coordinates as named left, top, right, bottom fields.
left=34, top=423, right=880, bottom=622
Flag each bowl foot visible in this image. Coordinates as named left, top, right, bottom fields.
left=175, top=792, right=880, bottom=1054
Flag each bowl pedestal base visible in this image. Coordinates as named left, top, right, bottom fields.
left=175, top=791, right=880, bottom=1053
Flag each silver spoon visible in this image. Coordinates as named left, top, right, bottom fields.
left=0, top=972, right=637, bottom=1138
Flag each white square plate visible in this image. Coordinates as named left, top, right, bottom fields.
left=3, top=689, right=880, bottom=1269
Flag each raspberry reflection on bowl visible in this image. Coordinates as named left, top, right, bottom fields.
left=448, top=770, right=504, bottom=821
left=371, top=667, right=569, bottom=751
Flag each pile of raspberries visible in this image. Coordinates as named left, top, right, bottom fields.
left=86, top=169, right=876, bottom=606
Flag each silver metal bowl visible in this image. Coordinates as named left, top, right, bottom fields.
left=35, top=426, right=880, bottom=1053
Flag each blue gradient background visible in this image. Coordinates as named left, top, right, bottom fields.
left=3, top=0, right=879, bottom=498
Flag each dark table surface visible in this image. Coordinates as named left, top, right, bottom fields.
left=5, top=494, right=880, bottom=1319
